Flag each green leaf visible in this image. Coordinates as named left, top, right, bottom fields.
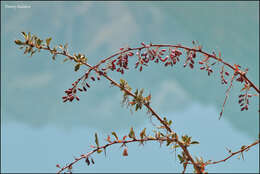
left=21, top=32, right=27, bottom=40
left=134, top=89, right=138, bottom=96
left=30, top=50, right=36, bottom=57
left=111, top=132, right=118, bottom=140
left=74, top=63, right=81, bottom=72
left=171, top=144, right=180, bottom=149
left=128, top=127, right=135, bottom=139
left=52, top=54, right=56, bottom=61
left=27, top=46, right=32, bottom=53
left=139, top=88, right=144, bottom=96
left=28, top=32, right=31, bottom=41
left=135, top=104, right=139, bottom=111
left=191, top=141, right=199, bottom=145
left=24, top=47, right=29, bottom=54
left=64, top=43, right=68, bottom=50
left=36, top=39, right=42, bottom=46
left=140, top=128, right=146, bottom=139
left=14, top=40, right=24, bottom=45
left=120, top=79, right=125, bottom=85
left=46, top=37, right=52, bottom=47
left=166, top=139, right=172, bottom=146
left=95, top=133, right=99, bottom=147
left=178, top=154, right=184, bottom=164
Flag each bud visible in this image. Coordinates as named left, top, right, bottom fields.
left=128, top=52, right=134, bottom=56
left=161, top=49, right=166, bottom=52
left=78, top=88, right=83, bottom=92
left=69, top=96, right=74, bottom=102
left=123, top=147, right=128, bottom=156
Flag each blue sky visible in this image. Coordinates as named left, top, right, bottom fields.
left=1, top=1, right=259, bottom=173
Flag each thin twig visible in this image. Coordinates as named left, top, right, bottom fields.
left=208, top=139, right=259, bottom=165
left=57, top=137, right=177, bottom=173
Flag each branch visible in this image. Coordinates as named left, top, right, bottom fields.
left=15, top=36, right=203, bottom=172
left=57, top=136, right=178, bottom=173
left=14, top=33, right=259, bottom=173
left=208, top=139, right=260, bottom=165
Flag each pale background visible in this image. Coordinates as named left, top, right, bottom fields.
left=1, top=1, right=259, bottom=173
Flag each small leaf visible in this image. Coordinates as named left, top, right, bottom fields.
left=122, top=135, right=127, bottom=141
left=21, top=32, right=27, bottom=39
left=135, top=104, right=139, bottom=111
left=241, top=152, right=244, bottom=160
left=24, top=47, right=29, bottom=54
left=85, top=157, right=90, bottom=166
left=95, top=133, right=99, bottom=147
left=30, top=50, right=36, bottom=57
left=172, top=144, right=180, bottom=149
left=28, top=32, right=31, bottom=41
left=112, top=132, right=118, bottom=140
left=97, top=149, right=102, bottom=154
left=128, top=101, right=136, bottom=105
left=140, top=128, right=146, bottom=139
left=178, top=154, right=184, bottom=164
left=240, top=87, right=247, bottom=92
left=64, top=43, right=68, bottom=50
left=74, top=63, right=81, bottom=72
left=144, top=94, right=151, bottom=102
left=14, top=40, right=24, bottom=45
left=166, top=139, right=172, bottom=146
left=120, top=78, right=125, bottom=85
left=36, top=39, right=42, bottom=46
left=134, top=89, right=138, bottom=96
left=46, top=37, right=52, bottom=47
left=63, top=58, right=69, bottom=62
left=191, top=141, right=199, bottom=145
left=106, top=135, right=112, bottom=143
left=52, top=54, right=56, bottom=60
left=91, top=158, right=95, bottom=164
left=128, top=127, right=135, bottom=139
left=139, top=88, right=144, bottom=96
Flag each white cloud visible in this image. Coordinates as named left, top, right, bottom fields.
left=9, top=72, right=53, bottom=89
left=4, top=8, right=33, bottom=34
left=153, top=79, right=191, bottom=110
left=147, top=6, right=164, bottom=25
left=51, top=2, right=93, bottom=31
left=87, top=4, right=139, bottom=52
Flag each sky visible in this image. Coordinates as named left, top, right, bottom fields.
left=1, top=1, right=259, bottom=173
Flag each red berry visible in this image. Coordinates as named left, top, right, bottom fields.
left=69, top=96, right=74, bottom=102
left=128, top=52, right=134, bottom=56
